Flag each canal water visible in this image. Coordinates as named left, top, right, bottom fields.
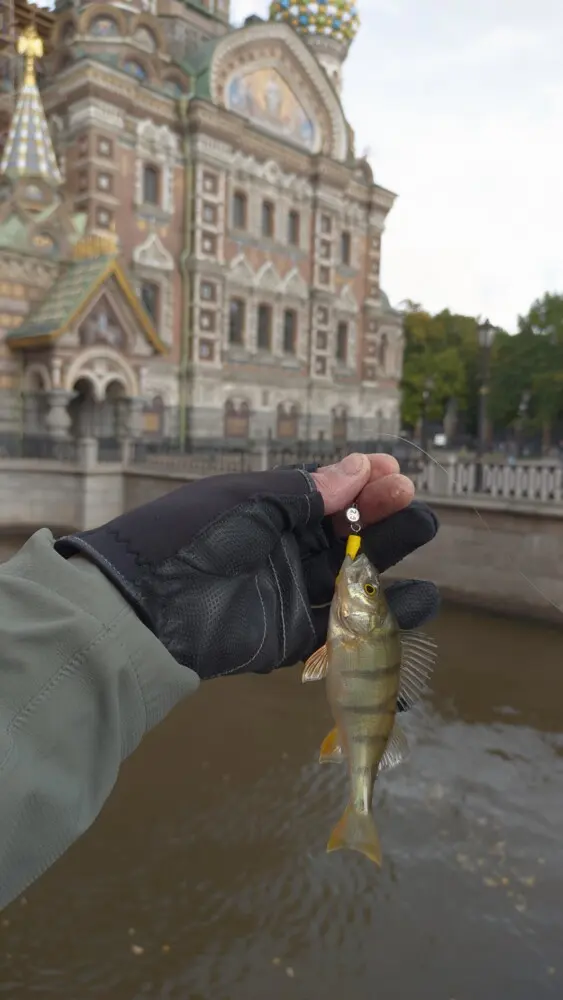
left=0, top=539, right=562, bottom=999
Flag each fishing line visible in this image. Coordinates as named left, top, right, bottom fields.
left=377, top=432, right=563, bottom=619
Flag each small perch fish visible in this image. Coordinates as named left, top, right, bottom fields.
left=303, top=533, right=437, bottom=866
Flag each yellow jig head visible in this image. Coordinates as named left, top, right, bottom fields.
left=337, top=501, right=362, bottom=581
left=345, top=501, right=362, bottom=558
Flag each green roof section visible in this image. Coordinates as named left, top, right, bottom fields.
left=7, top=255, right=113, bottom=342
left=179, top=37, right=220, bottom=99
left=0, top=214, right=29, bottom=251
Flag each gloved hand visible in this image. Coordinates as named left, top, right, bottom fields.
left=54, top=453, right=440, bottom=684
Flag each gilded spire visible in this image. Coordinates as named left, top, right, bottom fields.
left=0, top=26, right=62, bottom=186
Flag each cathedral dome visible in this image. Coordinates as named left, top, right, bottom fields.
left=269, top=1, right=360, bottom=47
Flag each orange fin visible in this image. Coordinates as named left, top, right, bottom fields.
left=302, top=644, right=328, bottom=683
left=319, top=727, right=345, bottom=764
left=327, top=804, right=382, bottom=866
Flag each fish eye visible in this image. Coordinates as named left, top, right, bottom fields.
left=364, top=583, right=376, bottom=597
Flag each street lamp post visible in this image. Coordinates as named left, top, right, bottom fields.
left=475, top=319, right=496, bottom=492
left=421, top=376, right=434, bottom=453
left=515, top=390, right=531, bottom=458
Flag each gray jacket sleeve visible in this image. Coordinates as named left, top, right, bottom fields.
left=0, top=528, right=200, bottom=910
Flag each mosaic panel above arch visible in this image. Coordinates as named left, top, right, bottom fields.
left=225, top=66, right=317, bottom=153
left=210, top=25, right=349, bottom=160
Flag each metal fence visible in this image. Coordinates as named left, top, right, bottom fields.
left=0, top=432, right=78, bottom=463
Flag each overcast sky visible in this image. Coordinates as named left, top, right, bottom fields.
left=34, top=0, right=562, bottom=330
left=231, top=0, right=563, bottom=330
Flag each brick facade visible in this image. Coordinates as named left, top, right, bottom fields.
left=0, top=0, right=403, bottom=445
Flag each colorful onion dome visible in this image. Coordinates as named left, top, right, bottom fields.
left=269, top=1, right=360, bottom=46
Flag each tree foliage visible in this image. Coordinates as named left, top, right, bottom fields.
left=400, top=293, right=563, bottom=444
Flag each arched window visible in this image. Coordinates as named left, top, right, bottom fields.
left=224, top=400, right=250, bottom=439
left=332, top=408, right=348, bottom=445
left=143, top=395, right=165, bottom=437
left=142, top=164, right=159, bottom=205
left=232, top=190, right=248, bottom=229
left=277, top=403, right=299, bottom=441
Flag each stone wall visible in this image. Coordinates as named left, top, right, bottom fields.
left=0, top=462, right=562, bottom=625
left=0, top=460, right=124, bottom=534
left=389, top=497, right=563, bottom=625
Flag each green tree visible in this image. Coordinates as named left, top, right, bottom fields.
left=511, top=293, right=563, bottom=450
left=401, top=307, right=482, bottom=433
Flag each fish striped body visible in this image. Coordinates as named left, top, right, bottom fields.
left=303, top=546, right=437, bottom=866
left=327, top=607, right=401, bottom=819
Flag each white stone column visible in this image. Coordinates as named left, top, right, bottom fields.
left=45, top=390, right=73, bottom=439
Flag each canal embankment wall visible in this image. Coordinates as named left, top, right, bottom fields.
left=0, top=460, right=562, bottom=624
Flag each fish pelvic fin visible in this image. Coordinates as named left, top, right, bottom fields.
left=327, top=804, right=382, bottom=867
left=302, top=644, right=328, bottom=683
left=319, top=727, right=345, bottom=764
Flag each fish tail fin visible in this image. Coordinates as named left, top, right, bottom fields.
left=327, top=804, right=382, bottom=867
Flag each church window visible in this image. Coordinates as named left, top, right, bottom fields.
left=341, top=231, right=351, bottom=265
left=96, top=207, right=112, bottom=229
left=97, top=137, right=113, bottom=158
left=143, top=164, right=159, bottom=205
left=199, top=339, right=215, bottom=361
left=283, top=309, right=297, bottom=354
left=141, top=281, right=160, bottom=324
left=320, top=240, right=331, bottom=260
left=232, top=190, right=247, bottom=229
left=229, top=299, right=245, bottom=345
left=200, top=310, right=216, bottom=332
left=97, top=172, right=112, bottom=193
left=288, top=210, right=300, bottom=246
left=321, top=214, right=332, bottom=234
left=336, top=322, right=348, bottom=363
left=262, top=201, right=275, bottom=239
left=203, top=172, right=218, bottom=194
left=201, top=280, right=217, bottom=301
left=319, top=266, right=330, bottom=286
left=203, top=202, right=217, bottom=224
left=257, top=303, right=272, bottom=350
left=202, top=232, right=217, bottom=255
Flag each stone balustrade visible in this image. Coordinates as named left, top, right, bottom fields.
left=409, top=458, right=563, bottom=504
left=0, top=447, right=562, bottom=623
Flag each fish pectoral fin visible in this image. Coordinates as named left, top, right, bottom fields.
left=378, top=719, right=410, bottom=774
left=302, top=644, right=328, bottom=683
left=327, top=804, right=382, bottom=867
left=397, top=629, right=438, bottom=710
left=319, top=727, right=345, bottom=764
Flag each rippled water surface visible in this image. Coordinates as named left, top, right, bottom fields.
left=1, top=537, right=562, bottom=999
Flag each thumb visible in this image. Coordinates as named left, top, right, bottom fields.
left=312, top=453, right=371, bottom=516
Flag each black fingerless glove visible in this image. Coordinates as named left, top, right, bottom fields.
left=54, top=468, right=440, bottom=682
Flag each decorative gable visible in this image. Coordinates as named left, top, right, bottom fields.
left=210, top=21, right=349, bottom=162
left=132, top=231, right=175, bottom=272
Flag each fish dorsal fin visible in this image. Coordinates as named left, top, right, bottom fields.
left=397, top=630, right=438, bottom=709
left=302, top=644, right=328, bottom=683
left=378, top=719, right=410, bottom=773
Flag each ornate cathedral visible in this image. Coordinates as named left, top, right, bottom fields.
left=0, top=0, right=404, bottom=446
